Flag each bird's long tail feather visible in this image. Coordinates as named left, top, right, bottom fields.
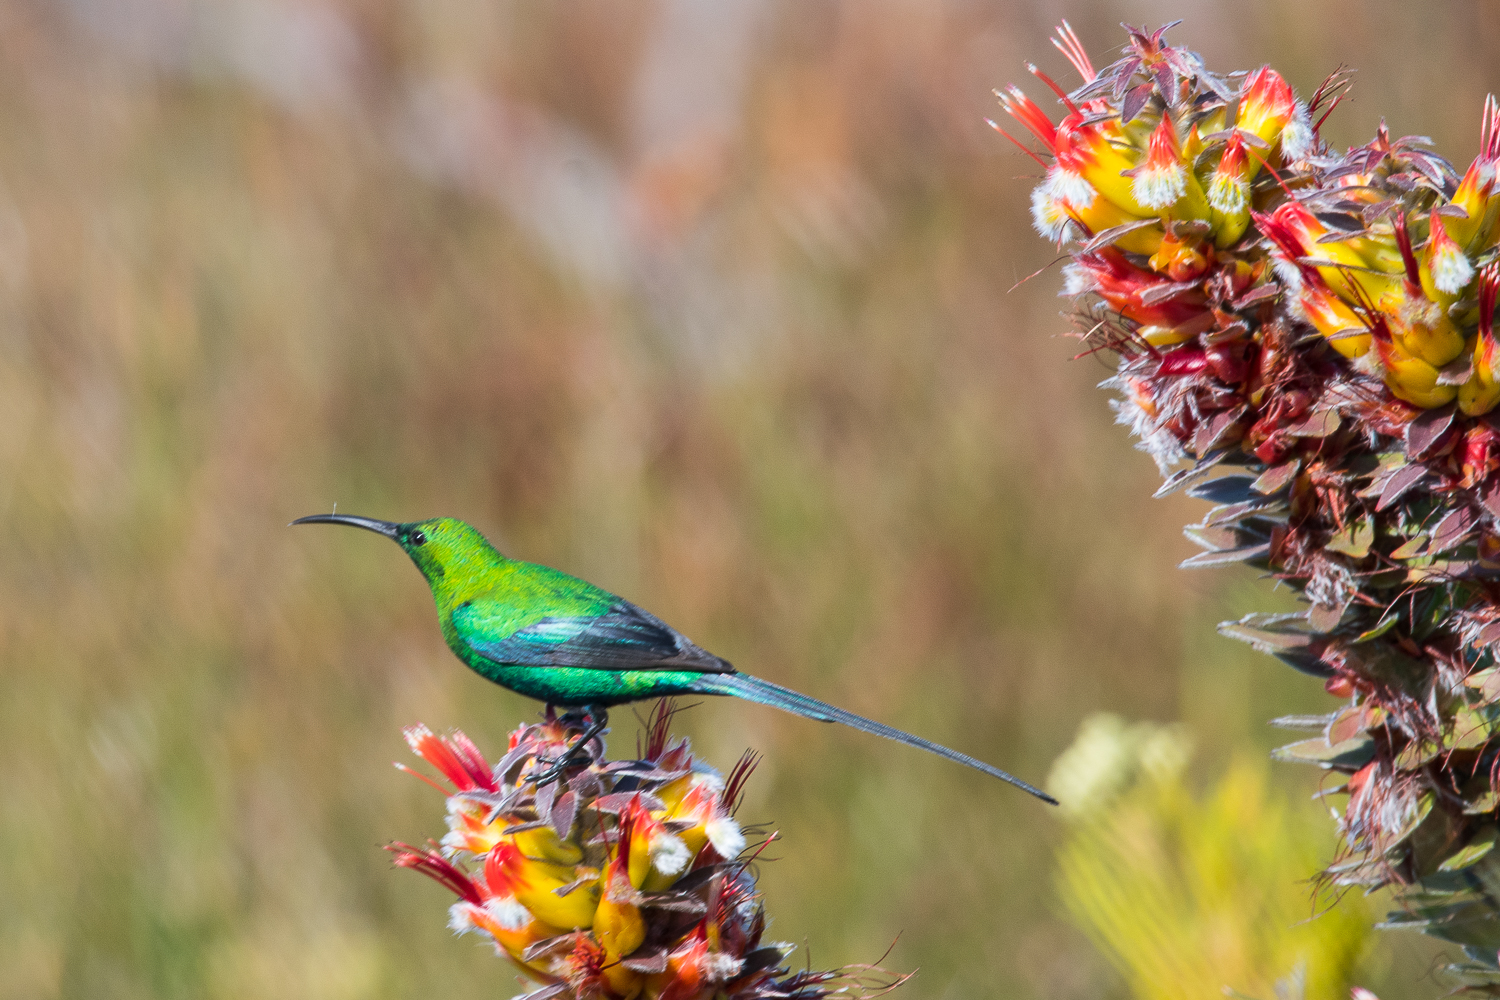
left=689, top=672, right=1057, bottom=804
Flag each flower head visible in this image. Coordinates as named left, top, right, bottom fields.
left=1073, top=247, right=1213, bottom=345
left=1294, top=277, right=1370, bottom=359
left=1235, top=66, right=1313, bottom=163
left=595, top=815, right=646, bottom=962
left=484, top=839, right=599, bottom=930
left=387, top=706, right=903, bottom=1000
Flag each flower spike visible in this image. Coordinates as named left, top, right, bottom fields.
left=386, top=708, right=899, bottom=1000
left=1006, top=22, right=1500, bottom=992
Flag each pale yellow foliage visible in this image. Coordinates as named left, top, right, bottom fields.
left=1052, top=716, right=1371, bottom=1000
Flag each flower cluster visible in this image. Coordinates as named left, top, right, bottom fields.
left=1001, top=22, right=1500, bottom=412
left=388, top=705, right=904, bottom=1000
left=1003, top=22, right=1500, bottom=990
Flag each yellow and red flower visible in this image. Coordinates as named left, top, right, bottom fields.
left=387, top=710, right=885, bottom=1000
left=1236, top=66, right=1312, bottom=163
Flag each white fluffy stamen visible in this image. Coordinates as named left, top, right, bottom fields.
left=449, top=902, right=480, bottom=935
left=1207, top=172, right=1248, bottom=215
left=705, top=815, right=746, bottom=859
left=1061, top=261, right=1097, bottom=297
left=1101, top=375, right=1185, bottom=475
left=1281, top=101, right=1315, bottom=161
left=485, top=895, right=532, bottom=931
left=1131, top=164, right=1185, bottom=211
left=1047, top=167, right=1096, bottom=208
left=1269, top=255, right=1304, bottom=294
left=1397, top=295, right=1443, bottom=329
left=649, top=831, right=691, bottom=877
left=1431, top=244, right=1476, bottom=295
left=1030, top=186, right=1073, bottom=242
left=703, top=953, right=745, bottom=982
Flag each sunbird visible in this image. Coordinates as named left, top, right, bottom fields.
left=292, top=513, right=1055, bottom=803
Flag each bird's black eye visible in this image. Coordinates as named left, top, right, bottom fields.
left=410, top=530, right=427, bottom=546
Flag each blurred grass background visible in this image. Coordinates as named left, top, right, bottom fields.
left=6, top=1, right=1500, bottom=998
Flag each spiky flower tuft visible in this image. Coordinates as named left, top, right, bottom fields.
left=1003, top=22, right=1500, bottom=994
left=388, top=703, right=908, bottom=1000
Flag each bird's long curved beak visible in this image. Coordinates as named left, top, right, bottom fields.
left=290, top=514, right=402, bottom=538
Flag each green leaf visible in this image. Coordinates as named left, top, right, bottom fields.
left=1286, top=409, right=1342, bottom=438
left=1199, top=497, right=1289, bottom=529
left=1381, top=792, right=1436, bottom=856
left=1464, top=790, right=1499, bottom=815
left=1440, top=828, right=1498, bottom=872
left=1410, top=587, right=1454, bottom=640
left=1389, top=901, right=1500, bottom=949
left=1449, top=704, right=1494, bottom=751
left=1251, top=458, right=1300, bottom=495
left=1218, top=612, right=1319, bottom=655
left=1440, top=962, right=1500, bottom=988
left=1152, top=451, right=1228, bottom=498
left=1271, top=733, right=1376, bottom=768
left=1183, top=524, right=1241, bottom=551
left=1389, top=534, right=1428, bottom=559
left=1179, top=543, right=1272, bottom=569
left=1396, top=740, right=1441, bottom=769
left=1354, top=613, right=1401, bottom=643
left=1431, top=505, right=1478, bottom=555
left=1326, top=516, right=1374, bottom=558
left=1268, top=713, right=1337, bottom=732
left=1408, top=869, right=1473, bottom=895
left=1467, top=668, right=1500, bottom=705
left=1328, top=704, right=1383, bottom=744
left=1186, top=475, right=1258, bottom=504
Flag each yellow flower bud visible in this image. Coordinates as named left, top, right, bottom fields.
left=1373, top=318, right=1459, bottom=408
left=596, top=851, right=646, bottom=961
left=1461, top=268, right=1500, bottom=416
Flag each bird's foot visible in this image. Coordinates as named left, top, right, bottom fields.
left=527, top=758, right=576, bottom=787
left=529, top=706, right=608, bottom=787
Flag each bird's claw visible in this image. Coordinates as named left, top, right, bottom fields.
left=527, top=705, right=608, bottom=787
left=526, top=751, right=587, bottom=787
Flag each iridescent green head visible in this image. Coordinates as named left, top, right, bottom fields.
left=290, top=513, right=504, bottom=586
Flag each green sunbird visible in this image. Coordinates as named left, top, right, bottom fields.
left=292, top=513, right=1055, bottom=803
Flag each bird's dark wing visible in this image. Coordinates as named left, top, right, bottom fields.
left=453, top=599, right=734, bottom=673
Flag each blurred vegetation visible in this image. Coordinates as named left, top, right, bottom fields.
left=1051, top=715, right=1373, bottom=1000
left=5, top=2, right=1500, bottom=999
